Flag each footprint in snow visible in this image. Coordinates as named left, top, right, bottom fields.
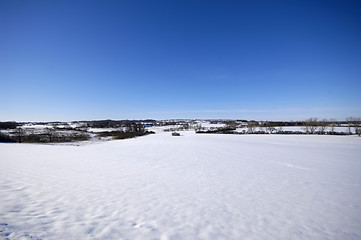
left=132, top=223, right=142, bottom=228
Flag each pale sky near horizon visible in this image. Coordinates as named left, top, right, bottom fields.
left=1, top=0, right=361, bottom=121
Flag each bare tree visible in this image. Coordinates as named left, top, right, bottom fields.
left=258, top=121, right=267, bottom=133
left=124, top=121, right=132, bottom=132
left=263, top=121, right=276, bottom=134
left=319, top=119, right=328, bottom=134
left=346, top=117, right=353, bottom=134
left=45, top=128, right=56, bottom=142
left=247, top=121, right=257, bottom=133
left=356, top=124, right=361, bottom=136
left=304, top=118, right=318, bottom=134
left=329, top=119, right=336, bottom=135
left=347, top=117, right=361, bottom=136
left=15, top=127, right=24, bottom=143
left=266, top=126, right=276, bottom=134
left=194, top=123, right=203, bottom=132
left=135, top=123, right=145, bottom=133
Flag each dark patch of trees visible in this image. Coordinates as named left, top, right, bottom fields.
left=0, top=122, right=18, bottom=129
left=96, top=130, right=154, bottom=140
left=20, top=133, right=90, bottom=143
left=124, top=122, right=145, bottom=133
left=95, top=121, right=153, bottom=140
left=85, top=120, right=124, bottom=128
left=7, top=128, right=91, bottom=143
left=196, top=127, right=236, bottom=134
left=259, top=121, right=304, bottom=127
left=0, top=132, right=16, bottom=143
left=84, top=119, right=155, bottom=129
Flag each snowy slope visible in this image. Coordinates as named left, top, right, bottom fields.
left=1, top=132, right=361, bottom=239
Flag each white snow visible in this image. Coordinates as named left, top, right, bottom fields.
left=1, top=132, right=361, bottom=239
left=22, top=124, right=50, bottom=129
left=89, top=127, right=126, bottom=133
left=199, top=122, right=227, bottom=129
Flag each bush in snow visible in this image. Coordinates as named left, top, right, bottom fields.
left=0, top=132, right=16, bottom=142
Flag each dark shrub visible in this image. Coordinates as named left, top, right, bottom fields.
left=0, top=132, right=16, bottom=142
left=96, top=130, right=152, bottom=140
left=0, top=122, right=18, bottom=129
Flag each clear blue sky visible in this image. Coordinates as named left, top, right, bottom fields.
left=1, top=0, right=361, bottom=121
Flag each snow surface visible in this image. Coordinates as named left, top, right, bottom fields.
left=22, top=124, right=50, bottom=129
left=199, top=122, right=226, bottom=129
left=1, top=132, right=361, bottom=240
left=89, top=128, right=126, bottom=133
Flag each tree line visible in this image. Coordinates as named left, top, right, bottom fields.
left=0, top=120, right=153, bottom=143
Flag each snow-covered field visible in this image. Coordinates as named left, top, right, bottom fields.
left=1, top=132, right=361, bottom=240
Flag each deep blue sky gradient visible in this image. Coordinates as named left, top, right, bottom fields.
left=1, top=0, right=361, bottom=121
